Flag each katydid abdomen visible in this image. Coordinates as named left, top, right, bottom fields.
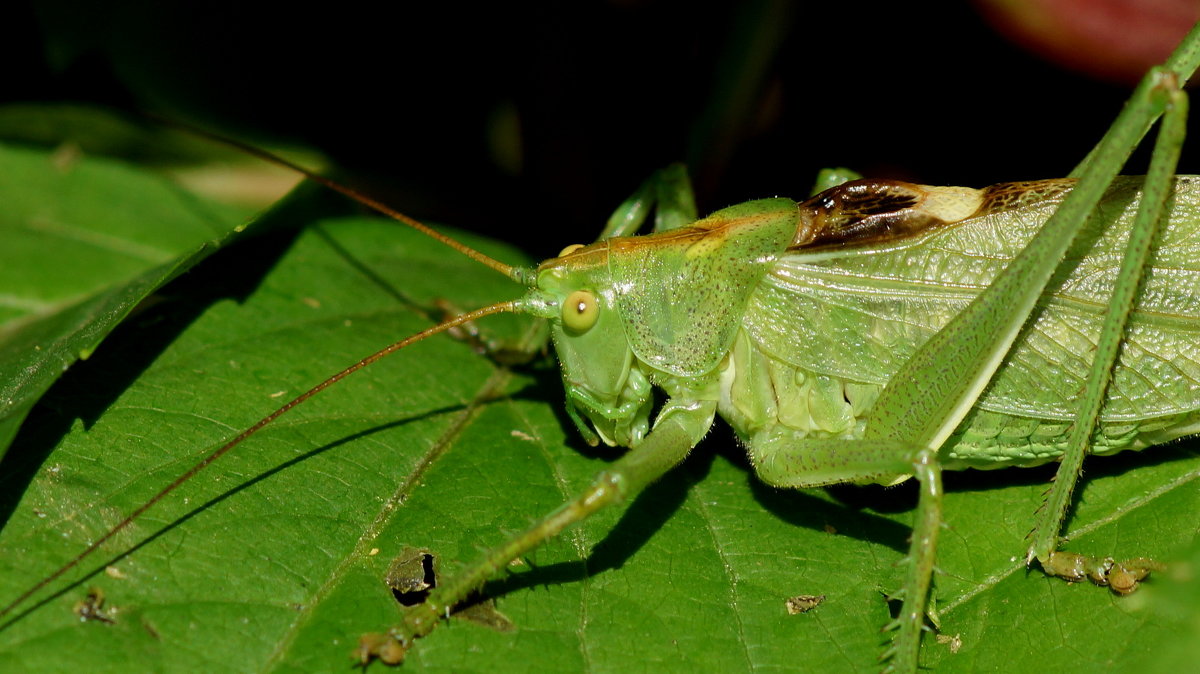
left=725, top=176, right=1200, bottom=478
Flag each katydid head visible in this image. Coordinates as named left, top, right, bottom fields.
left=512, top=198, right=805, bottom=448
left=519, top=242, right=653, bottom=448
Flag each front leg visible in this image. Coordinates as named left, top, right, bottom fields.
left=358, top=398, right=717, bottom=665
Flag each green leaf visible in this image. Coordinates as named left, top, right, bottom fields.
left=0, top=135, right=1197, bottom=673
left=0, top=138, right=260, bottom=464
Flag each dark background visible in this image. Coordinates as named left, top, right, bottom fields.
left=5, top=0, right=1198, bottom=259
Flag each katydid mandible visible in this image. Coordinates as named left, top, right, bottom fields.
left=3, top=24, right=1200, bottom=674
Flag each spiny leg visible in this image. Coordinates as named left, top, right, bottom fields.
left=736, top=62, right=1195, bottom=667
left=356, top=399, right=716, bottom=665
left=1029, top=70, right=1188, bottom=591
left=835, top=81, right=1188, bottom=668
left=885, top=450, right=942, bottom=673
left=841, top=36, right=1200, bottom=672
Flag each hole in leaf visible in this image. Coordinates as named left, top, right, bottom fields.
left=386, top=546, right=437, bottom=607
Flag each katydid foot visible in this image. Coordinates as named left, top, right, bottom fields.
left=1037, top=551, right=1165, bottom=595
left=353, top=598, right=453, bottom=666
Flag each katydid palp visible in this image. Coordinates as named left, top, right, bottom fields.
left=3, top=23, right=1200, bottom=674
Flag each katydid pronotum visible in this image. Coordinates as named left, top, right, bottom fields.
left=3, top=24, right=1200, bottom=674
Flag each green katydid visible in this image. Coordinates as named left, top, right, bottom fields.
left=3, top=22, right=1200, bottom=674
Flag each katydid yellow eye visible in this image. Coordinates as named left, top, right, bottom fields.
left=562, top=290, right=599, bottom=333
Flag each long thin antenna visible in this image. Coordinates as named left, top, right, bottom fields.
left=0, top=300, right=519, bottom=620
left=149, top=116, right=531, bottom=285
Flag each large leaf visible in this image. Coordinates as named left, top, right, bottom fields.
left=0, top=145, right=1197, bottom=673
left=0, top=136, right=267, bottom=464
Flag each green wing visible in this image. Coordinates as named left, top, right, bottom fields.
left=743, top=176, right=1200, bottom=422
